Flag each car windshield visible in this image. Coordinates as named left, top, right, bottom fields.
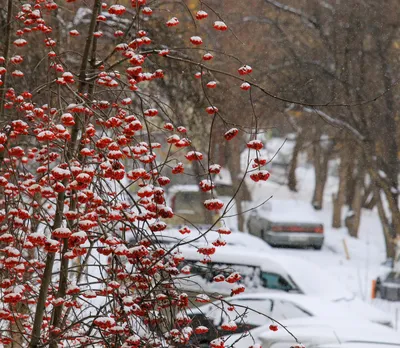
left=260, top=272, right=299, bottom=292
left=386, top=272, right=400, bottom=283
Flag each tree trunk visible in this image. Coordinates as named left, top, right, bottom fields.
left=362, top=183, right=377, bottom=210
left=345, top=157, right=365, bottom=238
left=332, top=146, right=351, bottom=228
left=375, top=187, right=396, bottom=259
left=288, top=133, right=303, bottom=192
left=226, top=139, right=251, bottom=231
left=312, top=140, right=332, bottom=210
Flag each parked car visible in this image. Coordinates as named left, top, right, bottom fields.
left=151, top=228, right=273, bottom=252
left=257, top=317, right=400, bottom=348
left=247, top=199, right=324, bottom=249
left=375, top=271, right=400, bottom=301
left=224, top=317, right=400, bottom=348
left=188, top=292, right=391, bottom=345
left=166, top=185, right=221, bottom=226
left=169, top=237, right=355, bottom=300
left=312, top=344, right=400, bottom=348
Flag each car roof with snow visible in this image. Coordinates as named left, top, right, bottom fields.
left=211, top=293, right=356, bottom=317
left=190, top=292, right=354, bottom=317
left=257, top=199, right=323, bottom=224
left=201, top=292, right=389, bottom=323
left=153, top=228, right=272, bottom=251
left=177, top=243, right=352, bottom=300
left=268, top=253, right=352, bottom=299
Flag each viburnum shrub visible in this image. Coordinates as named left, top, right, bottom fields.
left=0, top=1, right=281, bottom=347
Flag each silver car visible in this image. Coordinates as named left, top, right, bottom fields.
left=247, top=199, right=324, bottom=249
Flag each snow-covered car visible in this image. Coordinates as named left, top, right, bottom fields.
left=312, top=344, right=400, bottom=348
left=171, top=239, right=355, bottom=300
left=247, top=199, right=324, bottom=249
left=224, top=317, right=400, bottom=348
left=375, top=271, right=400, bottom=301
left=150, top=228, right=272, bottom=252
left=166, top=185, right=222, bottom=226
left=188, top=292, right=392, bottom=345
left=257, top=317, right=400, bottom=348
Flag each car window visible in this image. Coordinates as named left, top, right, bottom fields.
left=179, top=260, right=213, bottom=281
left=261, top=272, right=296, bottom=291
left=225, top=299, right=274, bottom=327
left=202, top=299, right=274, bottom=336
left=211, top=263, right=263, bottom=289
left=386, top=272, right=400, bottom=282
left=271, top=300, right=311, bottom=321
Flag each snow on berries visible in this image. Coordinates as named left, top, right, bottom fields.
left=226, top=272, right=242, bottom=283
left=231, top=284, right=246, bottom=295
left=240, top=82, right=251, bottom=90
left=221, top=321, right=238, bottom=331
left=13, top=39, right=28, bottom=47
left=197, top=246, right=216, bottom=256
left=210, top=338, right=225, bottom=348
left=209, top=164, right=222, bottom=174
left=212, top=237, right=226, bottom=247
left=218, top=226, right=232, bottom=235
left=214, top=21, right=228, bottom=31
left=250, top=170, right=270, bottom=182
left=69, top=29, right=80, bottom=36
left=206, top=106, right=219, bottom=114
left=178, top=226, right=190, bottom=235
left=185, top=151, right=203, bottom=161
left=166, top=17, right=179, bottom=27
left=196, top=10, right=208, bottom=20
left=213, top=274, right=225, bottom=282
left=52, top=227, right=72, bottom=239
left=195, top=326, right=209, bottom=334
left=94, top=317, right=116, bottom=330
left=238, top=65, right=253, bottom=75
left=204, top=198, right=224, bottom=211
left=207, top=81, right=217, bottom=88
left=190, top=36, right=203, bottom=45
left=203, top=53, right=214, bottom=60
left=199, top=179, right=215, bottom=192
left=224, top=128, right=239, bottom=141
left=247, top=139, right=264, bottom=150
left=108, top=4, right=126, bottom=15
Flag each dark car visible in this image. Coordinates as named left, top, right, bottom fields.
left=376, top=271, right=400, bottom=301
left=247, top=199, right=324, bottom=249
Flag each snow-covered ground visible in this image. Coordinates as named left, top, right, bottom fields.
left=239, top=165, right=400, bottom=329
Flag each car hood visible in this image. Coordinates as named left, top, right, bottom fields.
left=269, top=254, right=353, bottom=301
left=257, top=317, right=399, bottom=347
left=334, top=297, right=392, bottom=325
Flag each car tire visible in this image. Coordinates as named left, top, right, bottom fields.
left=313, top=244, right=323, bottom=250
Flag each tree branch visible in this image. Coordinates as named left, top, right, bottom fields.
left=302, top=107, right=366, bottom=142
left=263, top=0, right=318, bottom=28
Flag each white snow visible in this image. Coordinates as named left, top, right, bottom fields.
left=240, top=163, right=400, bottom=328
